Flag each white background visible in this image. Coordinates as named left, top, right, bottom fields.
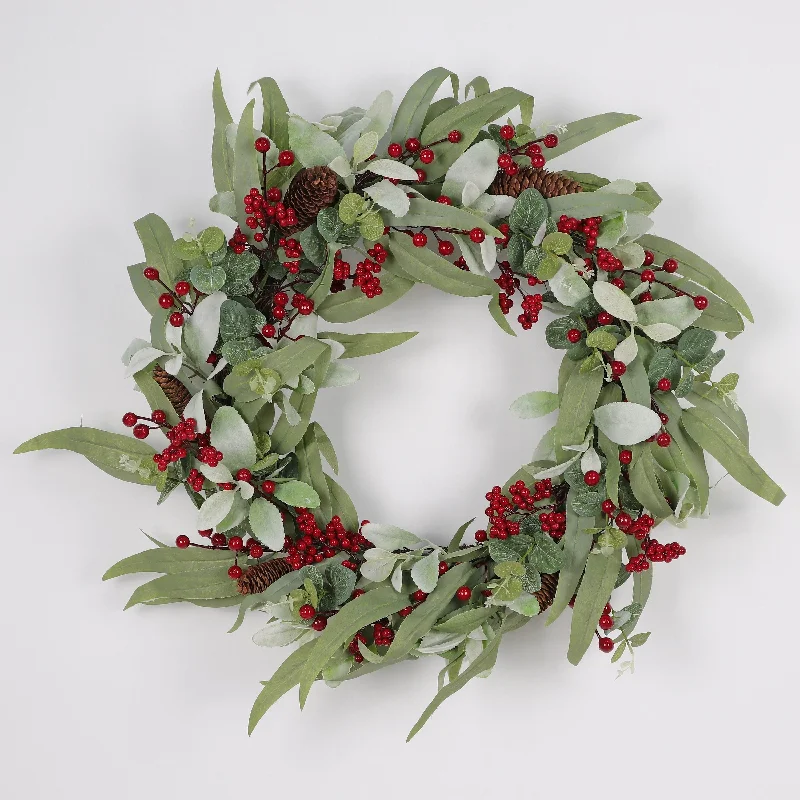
left=2, top=1, right=799, bottom=797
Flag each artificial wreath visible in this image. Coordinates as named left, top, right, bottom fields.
left=15, top=69, right=785, bottom=740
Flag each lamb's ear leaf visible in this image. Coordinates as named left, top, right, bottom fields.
left=249, top=76, right=290, bottom=149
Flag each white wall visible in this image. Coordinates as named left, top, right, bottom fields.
left=1, top=1, right=798, bottom=797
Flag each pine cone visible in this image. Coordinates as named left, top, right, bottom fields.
left=237, top=558, right=293, bottom=595
left=281, top=166, right=339, bottom=234
left=534, top=572, right=559, bottom=612
left=152, top=365, right=192, bottom=417
left=489, top=167, right=583, bottom=199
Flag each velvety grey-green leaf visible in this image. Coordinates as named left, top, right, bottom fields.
left=554, top=366, right=604, bottom=454
left=135, top=214, right=182, bottom=289
left=317, top=331, right=417, bottom=359
left=542, top=113, right=640, bottom=162
left=317, top=271, right=415, bottom=323
left=103, top=546, right=233, bottom=580
left=391, top=67, right=459, bottom=142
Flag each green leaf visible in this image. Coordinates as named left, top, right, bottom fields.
left=509, top=188, right=548, bottom=236
left=629, top=450, right=674, bottom=519
left=570, top=490, right=603, bottom=517
left=435, top=606, right=495, bottom=635
left=585, top=329, right=617, bottom=351
left=677, top=328, right=716, bottom=364
left=385, top=197, right=501, bottom=239
left=297, top=224, right=328, bottom=268
left=543, top=113, right=641, bottom=162
left=567, top=549, right=621, bottom=664
left=593, top=401, right=662, bottom=446
left=542, top=231, right=573, bottom=256
left=407, top=629, right=503, bottom=741
left=190, top=262, right=226, bottom=294
left=133, top=369, right=181, bottom=427
left=248, top=498, right=284, bottom=551
left=103, top=545, right=233, bottom=580
left=325, top=473, right=359, bottom=532
left=248, top=640, right=316, bottom=734
left=685, top=384, right=748, bottom=445
left=359, top=210, right=386, bottom=242
left=488, top=292, right=517, bottom=336
left=495, top=561, right=525, bottom=578
left=548, top=192, right=651, bottom=219
left=546, top=315, right=584, bottom=349
left=554, top=366, right=604, bottom=454
left=488, top=535, right=532, bottom=563
left=316, top=207, right=360, bottom=246
left=289, top=115, right=346, bottom=168
left=198, top=226, right=225, bottom=254
left=389, top=232, right=495, bottom=297
left=448, top=518, right=475, bottom=550
left=234, top=100, right=260, bottom=242
left=681, top=408, right=784, bottom=505
left=353, top=130, right=380, bottom=165
left=529, top=530, right=565, bottom=574
left=317, top=270, right=415, bottom=323
left=135, top=214, right=182, bottom=289
left=211, top=406, right=257, bottom=472
left=593, top=281, right=638, bottom=322
left=250, top=77, right=289, bottom=150
left=510, top=390, right=559, bottom=419
left=391, top=68, right=459, bottom=143
left=611, top=641, right=627, bottom=663
left=173, top=237, right=201, bottom=260
left=419, top=86, right=533, bottom=180
left=636, top=296, right=702, bottom=332
left=123, top=568, right=238, bottom=609
left=273, top=479, right=320, bottom=509
left=298, top=586, right=408, bottom=706
left=211, top=70, right=234, bottom=194
left=15, top=427, right=158, bottom=486
left=647, top=348, right=681, bottom=389
left=630, top=632, right=651, bottom=647
left=638, top=234, right=753, bottom=323
left=546, top=512, right=593, bottom=625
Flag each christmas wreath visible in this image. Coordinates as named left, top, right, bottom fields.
left=15, top=69, right=785, bottom=740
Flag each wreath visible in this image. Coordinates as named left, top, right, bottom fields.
left=15, top=68, right=785, bottom=740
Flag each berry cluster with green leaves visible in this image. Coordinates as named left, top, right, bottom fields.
left=14, top=68, right=784, bottom=741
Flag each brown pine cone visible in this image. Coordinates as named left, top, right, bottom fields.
left=237, top=558, right=293, bottom=595
left=281, top=166, right=339, bottom=235
left=152, top=365, right=192, bottom=417
left=489, top=167, right=583, bottom=199
left=534, top=572, right=559, bottom=612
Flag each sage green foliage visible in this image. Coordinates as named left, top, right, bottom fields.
left=15, top=67, right=786, bottom=741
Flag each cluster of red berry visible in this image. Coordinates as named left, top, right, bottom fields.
left=385, top=131, right=464, bottom=180
left=289, top=291, right=314, bottom=316
left=228, top=227, right=249, bottom=254
left=283, top=513, right=373, bottom=571
left=480, top=481, right=561, bottom=541
left=518, top=293, right=544, bottom=329
left=243, top=186, right=298, bottom=235
left=539, top=511, right=567, bottom=539
left=197, top=443, right=224, bottom=467
left=152, top=417, right=199, bottom=471
left=277, top=236, right=303, bottom=274
left=625, top=553, right=650, bottom=573
left=142, top=267, right=193, bottom=327
left=644, top=538, right=686, bottom=563
left=495, top=125, right=558, bottom=176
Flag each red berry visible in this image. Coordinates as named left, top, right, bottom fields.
left=228, top=564, right=243, bottom=579
left=299, top=604, right=316, bottom=620
left=603, top=603, right=612, bottom=615
left=387, top=142, right=402, bottom=158
left=399, top=606, right=413, bottom=617
left=122, top=412, right=138, bottom=427
left=312, top=616, right=327, bottom=631
left=249, top=544, right=264, bottom=559
left=261, top=324, right=276, bottom=338
left=261, top=480, right=276, bottom=494
left=418, top=148, right=434, bottom=164
left=599, top=637, right=614, bottom=653
left=415, top=168, right=427, bottom=182
left=169, top=312, right=184, bottom=327
left=274, top=291, right=289, bottom=306
left=235, top=468, right=252, bottom=483
left=643, top=250, right=654, bottom=266
left=411, top=590, right=427, bottom=603
left=497, top=153, right=513, bottom=169
left=656, top=432, right=672, bottom=448
left=615, top=512, right=632, bottom=530
left=211, top=533, right=226, bottom=547
left=278, top=150, right=295, bottom=166
left=143, top=267, right=159, bottom=281
left=228, top=536, right=244, bottom=552
left=175, top=535, right=190, bottom=548
left=132, top=424, right=150, bottom=439
left=584, top=470, right=601, bottom=487
left=175, top=282, right=191, bottom=297
left=641, top=269, right=656, bottom=283
left=530, top=154, right=546, bottom=169
left=254, top=137, right=271, bottom=153
left=438, top=240, right=454, bottom=256
left=448, top=130, right=462, bottom=143
left=158, top=293, right=174, bottom=309
left=611, top=361, right=627, bottom=378
left=657, top=378, right=672, bottom=392
left=405, top=138, right=421, bottom=152
left=598, top=614, right=613, bottom=631
left=597, top=311, right=614, bottom=325
left=475, top=529, right=487, bottom=542
left=412, top=233, right=427, bottom=247
left=662, top=258, right=678, bottom=273
left=438, top=561, right=449, bottom=576
left=469, top=227, right=485, bottom=243
left=455, top=586, right=472, bottom=602
left=601, top=500, right=616, bottom=514
left=436, top=195, right=452, bottom=205
left=567, top=328, right=582, bottom=343
left=150, top=409, right=166, bottom=425
left=619, top=448, right=633, bottom=464
left=499, top=124, right=515, bottom=140
left=694, top=295, right=709, bottom=310
left=543, top=133, right=559, bottom=148
left=525, top=143, right=542, bottom=157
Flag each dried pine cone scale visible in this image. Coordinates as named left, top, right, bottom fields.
left=489, top=166, right=583, bottom=199
left=281, top=166, right=339, bottom=235
left=237, top=557, right=293, bottom=595
left=152, top=365, right=192, bottom=417
left=534, top=572, right=559, bottom=612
